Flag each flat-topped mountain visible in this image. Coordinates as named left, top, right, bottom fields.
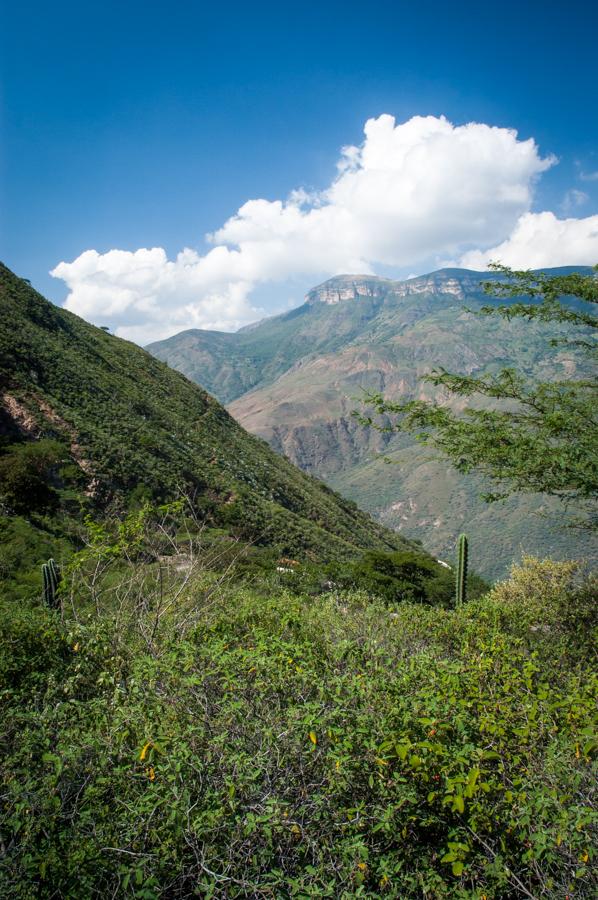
left=304, top=269, right=484, bottom=305
left=147, top=267, right=596, bottom=579
left=147, top=268, right=493, bottom=402
left=147, top=266, right=590, bottom=403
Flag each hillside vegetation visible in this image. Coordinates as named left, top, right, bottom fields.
left=148, top=268, right=596, bottom=578
left=0, top=263, right=413, bottom=599
left=1, top=524, right=596, bottom=897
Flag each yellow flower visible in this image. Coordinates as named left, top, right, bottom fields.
left=309, top=731, right=317, bottom=745
left=72, top=643, right=80, bottom=652
left=146, top=766, right=155, bottom=781
left=139, top=741, right=153, bottom=761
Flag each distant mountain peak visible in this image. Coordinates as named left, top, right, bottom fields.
left=303, top=265, right=594, bottom=308
left=304, top=268, right=486, bottom=306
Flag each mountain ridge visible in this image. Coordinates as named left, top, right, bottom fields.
left=147, top=266, right=596, bottom=578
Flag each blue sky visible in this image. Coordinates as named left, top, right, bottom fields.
left=2, top=0, right=598, bottom=342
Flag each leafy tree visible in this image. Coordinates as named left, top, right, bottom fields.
left=342, top=549, right=451, bottom=604
left=341, top=549, right=489, bottom=605
left=358, top=264, right=598, bottom=523
left=0, top=439, right=66, bottom=515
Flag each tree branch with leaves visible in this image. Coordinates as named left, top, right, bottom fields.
left=356, top=264, right=598, bottom=521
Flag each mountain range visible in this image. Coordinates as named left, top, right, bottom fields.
left=148, top=267, right=597, bottom=579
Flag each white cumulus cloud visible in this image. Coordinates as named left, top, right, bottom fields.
left=51, top=247, right=262, bottom=345
left=51, top=113, right=566, bottom=342
left=459, top=211, right=598, bottom=270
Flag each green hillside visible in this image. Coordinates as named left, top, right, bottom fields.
left=0, top=262, right=413, bottom=598
left=148, top=268, right=596, bottom=579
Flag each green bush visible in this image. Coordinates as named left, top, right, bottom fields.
left=0, top=557, right=595, bottom=898
left=0, top=600, right=68, bottom=690
left=0, top=439, right=66, bottom=515
left=340, top=549, right=455, bottom=605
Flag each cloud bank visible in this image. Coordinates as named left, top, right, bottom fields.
left=51, top=114, right=598, bottom=343
left=459, top=211, right=598, bottom=269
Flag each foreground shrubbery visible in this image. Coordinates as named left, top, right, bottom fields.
left=0, top=554, right=596, bottom=898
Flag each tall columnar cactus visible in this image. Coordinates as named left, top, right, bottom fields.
left=42, top=558, right=61, bottom=609
left=455, top=534, right=468, bottom=607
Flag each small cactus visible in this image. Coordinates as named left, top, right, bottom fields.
left=455, top=534, right=468, bottom=607
left=42, top=558, right=61, bottom=609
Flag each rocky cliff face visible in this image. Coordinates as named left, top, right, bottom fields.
left=305, top=275, right=394, bottom=305
left=304, top=269, right=484, bottom=305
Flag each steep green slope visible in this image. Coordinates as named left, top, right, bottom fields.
left=0, top=263, right=410, bottom=577
left=147, top=267, right=595, bottom=579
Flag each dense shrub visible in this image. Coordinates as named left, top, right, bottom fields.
left=347, top=549, right=451, bottom=603
left=0, top=439, right=66, bottom=515
left=336, top=549, right=488, bottom=606
left=0, top=557, right=595, bottom=898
